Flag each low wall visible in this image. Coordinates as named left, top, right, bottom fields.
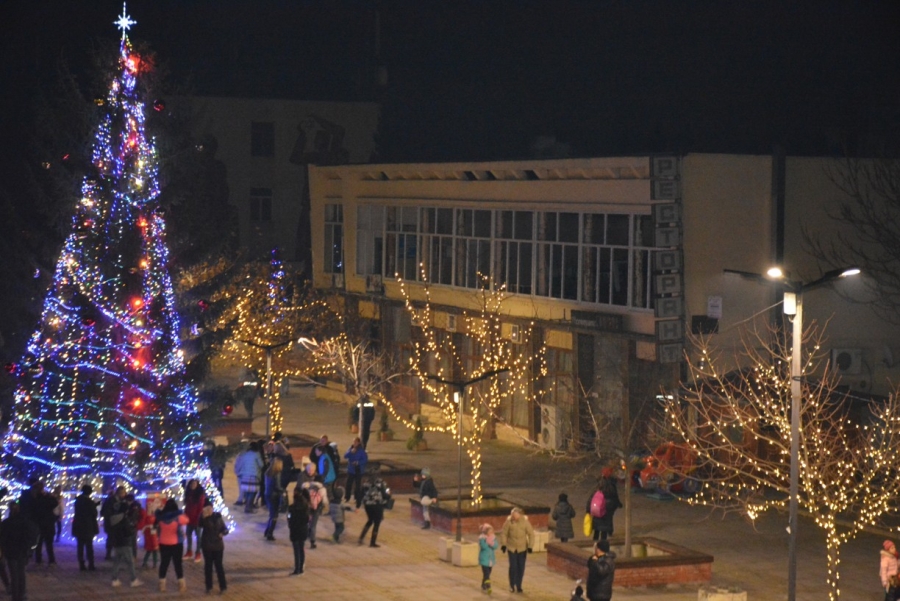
left=546, top=537, right=712, bottom=587
left=410, top=495, right=550, bottom=535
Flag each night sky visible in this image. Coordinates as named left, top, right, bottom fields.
left=1, top=0, right=898, bottom=166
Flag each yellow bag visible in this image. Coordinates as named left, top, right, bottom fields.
left=582, top=512, right=592, bottom=537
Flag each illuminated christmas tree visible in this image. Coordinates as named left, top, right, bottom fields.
left=0, top=5, right=230, bottom=522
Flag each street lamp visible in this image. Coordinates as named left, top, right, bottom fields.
left=238, top=338, right=294, bottom=437
left=724, top=266, right=859, bottom=601
left=426, top=369, right=508, bottom=542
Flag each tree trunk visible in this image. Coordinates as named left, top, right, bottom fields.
left=825, top=522, right=842, bottom=601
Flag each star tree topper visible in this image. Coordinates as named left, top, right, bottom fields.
left=115, top=2, right=137, bottom=39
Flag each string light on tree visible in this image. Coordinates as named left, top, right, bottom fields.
left=397, top=271, right=547, bottom=507
left=663, top=317, right=900, bottom=601
left=0, top=4, right=232, bottom=529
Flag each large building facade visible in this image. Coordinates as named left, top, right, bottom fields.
left=307, top=155, right=900, bottom=447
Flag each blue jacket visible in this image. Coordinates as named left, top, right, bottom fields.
left=478, top=535, right=499, bottom=567
left=344, top=446, right=368, bottom=475
left=318, top=453, right=336, bottom=485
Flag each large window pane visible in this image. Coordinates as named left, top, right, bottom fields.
left=514, top=211, right=533, bottom=240
left=608, top=214, right=629, bottom=246
left=559, top=213, right=579, bottom=243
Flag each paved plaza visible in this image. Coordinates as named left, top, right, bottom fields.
left=22, top=381, right=889, bottom=600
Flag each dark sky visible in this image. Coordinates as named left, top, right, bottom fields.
left=1, top=0, right=898, bottom=163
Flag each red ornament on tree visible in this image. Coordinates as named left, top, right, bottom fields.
left=197, top=299, right=209, bottom=311
left=4, top=363, right=16, bottom=374
left=153, top=99, right=165, bottom=112
left=221, top=403, right=234, bottom=416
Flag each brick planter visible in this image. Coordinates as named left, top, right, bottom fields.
left=208, top=417, right=256, bottom=441
left=546, top=537, right=713, bottom=587
left=363, top=459, right=421, bottom=494
left=410, top=494, right=550, bottom=535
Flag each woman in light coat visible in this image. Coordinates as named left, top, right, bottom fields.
left=499, top=507, right=534, bottom=594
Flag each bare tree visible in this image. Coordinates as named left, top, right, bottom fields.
left=663, top=317, right=900, bottom=600
left=805, top=157, right=900, bottom=321
left=396, top=274, right=547, bottom=507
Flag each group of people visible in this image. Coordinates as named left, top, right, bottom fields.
left=0, top=477, right=229, bottom=600
left=232, top=431, right=393, bottom=576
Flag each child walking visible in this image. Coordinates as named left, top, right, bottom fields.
left=138, top=509, right=159, bottom=569
left=478, top=523, right=499, bottom=594
left=329, top=486, right=348, bottom=543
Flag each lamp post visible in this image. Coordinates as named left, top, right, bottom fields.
left=426, top=369, right=508, bottom=542
left=724, top=266, right=859, bottom=601
left=238, top=338, right=294, bottom=437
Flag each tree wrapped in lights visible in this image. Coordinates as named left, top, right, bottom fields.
left=396, top=274, right=547, bottom=507
left=0, top=6, right=231, bottom=523
left=663, top=319, right=900, bottom=600
left=216, top=249, right=333, bottom=434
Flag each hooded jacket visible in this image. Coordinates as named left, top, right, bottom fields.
left=500, top=513, right=534, bottom=553
left=881, top=548, right=899, bottom=589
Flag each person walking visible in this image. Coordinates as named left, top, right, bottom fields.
left=182, top=479, right=206, bottom=562
left=586, top=539, right=616, bottom=601
left=329, top=486, right=349, bottom=543
left=343, top=437, right=368, bottom=508
left=51, top=485, right=64, bottom=543
left=199, top=502, right=228, bottom=594
left=415, top=467, right=439, bottom=529
left=358, top=476, right=390, bottom=548
left=0, top=503, right=39, bottom=601
left=880, top=539, right=900, bottom=601
left=234, top=441, right=263, bottom=511
left=478, top=523, right=499, bottom=594
left=300, top=477, right=329, bottom=548
left=154, top=498, right=189, bottom=592
left=19, top=479, right=57, bottom=566
left=72, top=484, right=99, bottom=571
left=286, top=487, right=310, bottom=575
left=500, top=507, right=534, bottom=594
left=263, top=455, right=284, bottom=541
left=552, top=492, right=576, bottom=542
left=107, top=486, right=142, bottom=588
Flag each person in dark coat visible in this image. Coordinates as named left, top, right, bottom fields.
left=1, top=503, right=39, bottom=601
left=286, top=487, right=310, bottom=575
left=358, top=476, right=390, bottom=548
left=72, top=484, right=100, bottom=571
left=596, top=472, right=622, bottom=541
left=552, top=492, right=576, bottom=542
left=199, top=502, right=228, bottom=594
left=586, top=539, right=616, bottom=601
left=18, top=479, right=58, bottom=565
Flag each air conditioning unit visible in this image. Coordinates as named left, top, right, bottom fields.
left=539, top=404, right=562, bottom=450
left=365, top=274, right=383, bottom=293
left=332, top=273, right=344, bottom=288
left=831, top=348, right=863, bottom=376
left=446, top=314, right=457, bottom=332
left=510, top=324, right=522, bottom=344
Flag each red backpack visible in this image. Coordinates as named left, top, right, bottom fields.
left=589, top=490, right=606, bottom=518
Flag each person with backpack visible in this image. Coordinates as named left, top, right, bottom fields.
left=286, top=487, right=310, bottom=575
left=588, top=471, right=622, bottom=541
left=358, top=476, right=390, bottom=548
left=107, top=486, right=141, bottom=588
left=199, top=501, right=229, bottom=594
left=153, top=498, right=189, bottom=592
